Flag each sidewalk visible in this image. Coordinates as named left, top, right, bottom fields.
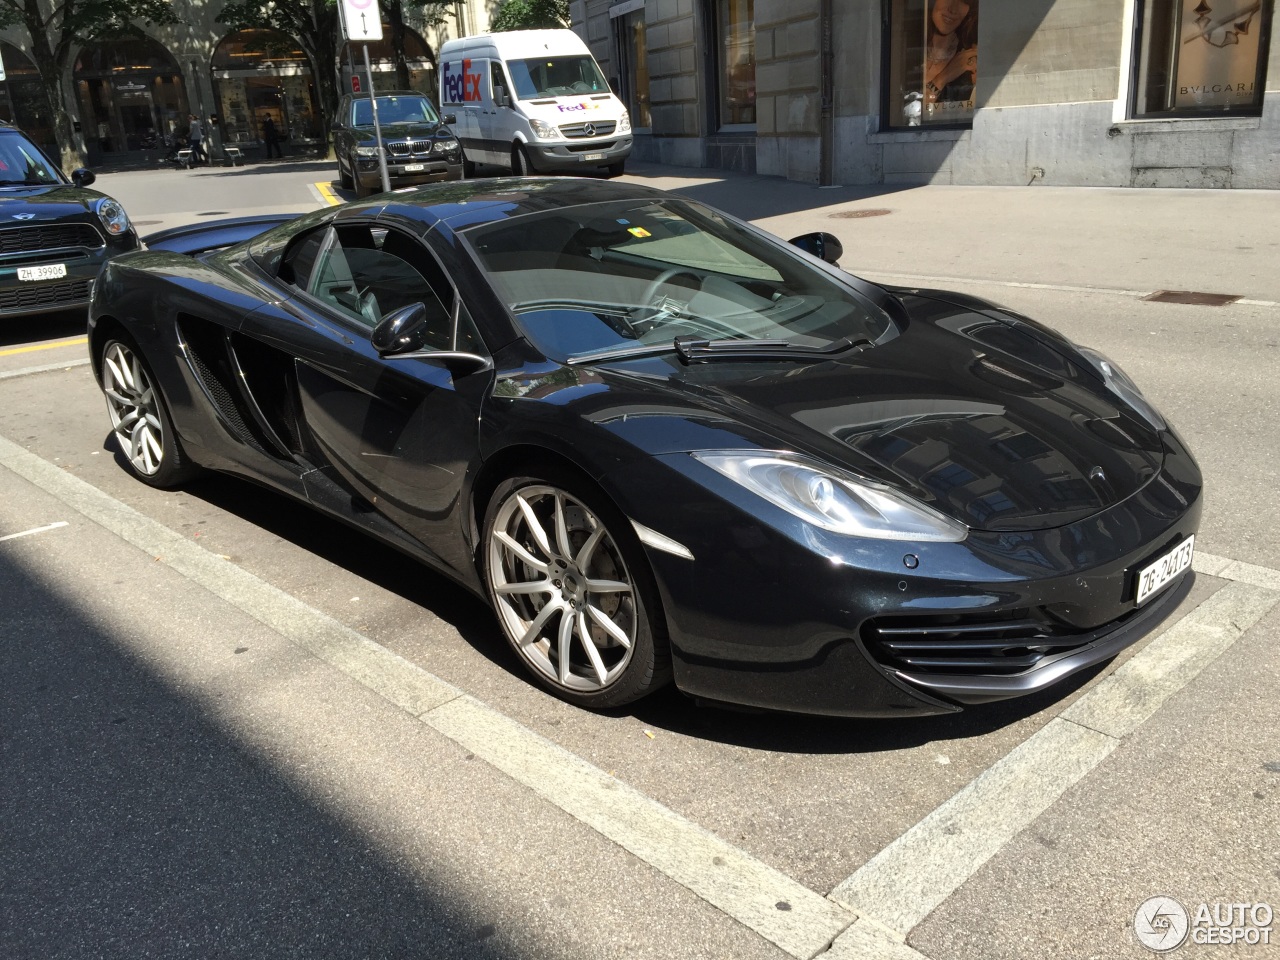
left=619, top=162, right=1280, bottom=304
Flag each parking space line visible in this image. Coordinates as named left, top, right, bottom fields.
left=0, top=358, right=91, bottom=381
left=313, top=181, right=342, bottom=206
left=7, top=422, right=1276, bottom=960
left=0, top=337, right=88, bottom=358
left=830, top=578, right=1280, bottom=939
left=0, top=431, right=866, bottom=960
left=0, top=520, right=69, bottom=543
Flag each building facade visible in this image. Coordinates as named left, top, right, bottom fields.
left=0, top=0, right=496, bottom=161
left=576, top=0, right=1279, bottom=188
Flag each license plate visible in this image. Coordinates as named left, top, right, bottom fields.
left=579, top=153, right=607, bottom=162
left=18, top=263, right=67, bottom=282
left=1134, top=535, right=1194, bottom=605
left=403, top=163, right=425, bottom=172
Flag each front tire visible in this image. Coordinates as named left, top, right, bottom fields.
left=606, top=159, right=626, bottom=178
left=482, top=470, right=670, bottom=708
left=461, top=151, right=477, bottom=178
left=338, top=156, right=353, bottom=189
left=511, top=143, right=534, bottom=176
left=99, top=337, right=200, bottom=489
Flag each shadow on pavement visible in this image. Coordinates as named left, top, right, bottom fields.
left=0, top=548, right=522, bottom=959
left=0, top=309, right=87, bottom=349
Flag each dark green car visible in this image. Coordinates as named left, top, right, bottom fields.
left=332, top=91, right=464, bottom=198
left=0, top=122, right=138, bottom=318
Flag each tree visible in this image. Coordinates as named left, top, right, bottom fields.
left=218, top=0, right=344, bottom=154
left=490, top=0, right=569, bottom=31
left=381, top=0, right=461, bottom=91
left=0, top=0, right=179, bottom=171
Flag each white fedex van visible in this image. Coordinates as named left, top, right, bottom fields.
left=439, top=29, right=632, bottom=178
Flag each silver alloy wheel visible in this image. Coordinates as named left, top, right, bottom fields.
left=102, top=341, right=165, bottom=476
left=487, top=484, right=638, bottom=692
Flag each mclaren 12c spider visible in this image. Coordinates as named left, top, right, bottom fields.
left=89, top=178, right=1201, bottom=717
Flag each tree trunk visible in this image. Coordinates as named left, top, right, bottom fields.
left=23, top=21, right=84, bottom=173
left=388, top=0, right=411, bottom=90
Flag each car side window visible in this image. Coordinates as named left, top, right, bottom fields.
left=278, top=226, right=327, bottom=289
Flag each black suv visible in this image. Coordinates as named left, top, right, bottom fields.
left=332, top=91, right=463, bottom=198
left=0, top=122, right=138, bottom=318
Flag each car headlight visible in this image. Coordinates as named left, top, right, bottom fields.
left=617, top=111, right=631, bottom=134
left=95, top=198, right=131, bottom=237
left=1075, top=346, right=1166, bottom=432
left=529, top=119, right=562, bottom=140
left=693, top=451, right=968, bottom=542
left=355, top=145, right=381, bottom=158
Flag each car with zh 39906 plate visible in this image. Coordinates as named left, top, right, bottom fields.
left=87, top=178, right=1200, bottom=718
left=0, top=122, right=136, bottom=318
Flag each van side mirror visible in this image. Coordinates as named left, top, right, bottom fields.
left=789, top=231, right=843, bottom=265
left=495, top=88, right=510, bottom=108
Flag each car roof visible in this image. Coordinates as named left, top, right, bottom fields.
left=373, top=177, right=677, bottom=234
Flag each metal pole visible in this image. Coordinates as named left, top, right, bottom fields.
left=363, top=44, right=390, bottom=193
left=818, top=0, right=835, bottom=187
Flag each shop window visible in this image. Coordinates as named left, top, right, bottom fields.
left=1131, top=0, right=1272, bottom=118
left=613, top=7, right=651, bottom=129
left=214, top=29, right=321, bottom=145
left=883, top=0, right=979, bottom=129
left=715, top=0, right=755, bottom=126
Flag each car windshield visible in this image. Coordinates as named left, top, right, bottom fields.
left=464, top=198, right=896, bottom=363
left=506, top=56, right=609, bottom=99
left=0, top=137, right=60, bottom=185
left=352, top=96, right=439, bottom=126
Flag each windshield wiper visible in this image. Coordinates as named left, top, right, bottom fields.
left=674, top=335, right=873, bottom=364
left=567, top=335, right=875, bottom=367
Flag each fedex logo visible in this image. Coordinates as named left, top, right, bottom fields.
left=442, top=59, right=483, bottom=104
left=556, top=102, right=602, bottom=113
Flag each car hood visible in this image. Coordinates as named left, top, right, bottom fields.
left=353, top=122, right=447, bottom=143
left=0, top=183, right=104, bottom=220
left=582, top=292, right=1165, bottom=532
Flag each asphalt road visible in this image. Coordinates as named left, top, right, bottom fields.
left=1, top=161, right=1277, bottom=960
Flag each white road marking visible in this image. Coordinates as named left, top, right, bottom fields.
left=0, top=358, right=92, bottom=380
left=0, top=520, right=69, bottom=543
left=4, top=420, right=1279, bottom=960
left=0, top=432, right=860, bottom=960
left=830, top=578, right=1279, bottom=938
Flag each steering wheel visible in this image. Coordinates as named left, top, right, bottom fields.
left=639, top=267, right=703, bottom=312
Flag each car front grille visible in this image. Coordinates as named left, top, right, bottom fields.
left=560, top=121, right=617, bottom=138
left=0, top=277, right=93, bottom=310
left=0, top=223, right=104, bottom=255
left=862, top=607, right=1140, bottom=677
left=386, top=139, right=445, bottom=158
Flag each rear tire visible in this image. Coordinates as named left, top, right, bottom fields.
left=99, top=336, right=201, bottom=489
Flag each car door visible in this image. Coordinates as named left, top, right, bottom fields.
left=248, top=217, right=492, bottom=574
left=478, top=60, right=507, bottom=165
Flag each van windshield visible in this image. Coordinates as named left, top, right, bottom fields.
left=506, top=56, right=609, bottom=99
left=352, top=95, right=439, bottom=126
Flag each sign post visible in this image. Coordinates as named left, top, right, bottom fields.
left=338, top=0, right=389, bottom=193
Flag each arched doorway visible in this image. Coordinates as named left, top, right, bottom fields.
left=0, top=43, right=54, bottom=152
left=74, top=36, right=186, bottom=158
left=212, top=29, right=321, bottom=149
left=339, top=27, right=437, bottom=96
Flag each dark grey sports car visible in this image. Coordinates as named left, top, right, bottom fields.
left=88, top=178, right=1200, bottom=717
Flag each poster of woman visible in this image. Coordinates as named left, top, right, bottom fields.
left=924, top=0, right=979, bottom=119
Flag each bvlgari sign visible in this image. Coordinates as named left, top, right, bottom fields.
left=1174, top=0, right=1265, bottom=109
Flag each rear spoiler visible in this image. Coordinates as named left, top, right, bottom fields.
left=142, top=214, right=296, bottom=255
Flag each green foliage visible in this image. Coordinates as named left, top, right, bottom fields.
left=490, top=0, right=570, bottom=31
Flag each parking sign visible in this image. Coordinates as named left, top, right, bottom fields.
left=339, top=0, right=382, bottom=42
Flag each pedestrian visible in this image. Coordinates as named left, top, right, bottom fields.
left=187, top=114, right=206, bottom=166
left=261, top=115, right=282, bottom=159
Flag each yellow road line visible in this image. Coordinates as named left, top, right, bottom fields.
left=315, top=181, right=342, bottom=206
left=0, top=337, right=88, bottom=358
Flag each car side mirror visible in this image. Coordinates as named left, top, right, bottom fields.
left=443, top=113, right=457, bottom=125
left=372, top=303, right=492, bottom=374
left=789, top=231, right=843, bottom=265
left=71, top=168, right=96, bottom=188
